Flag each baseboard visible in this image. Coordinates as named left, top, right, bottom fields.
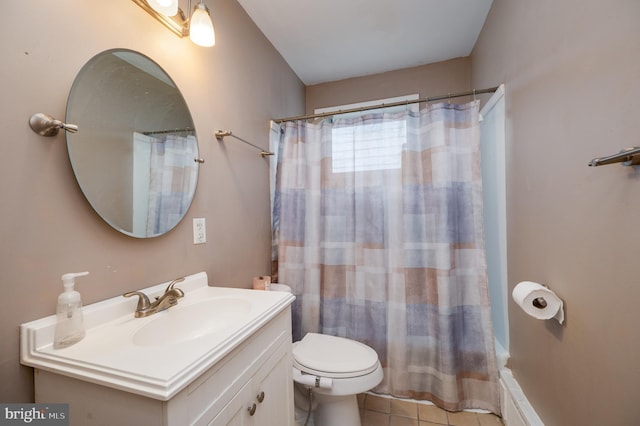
left=499, top=368, right=544, bottom=426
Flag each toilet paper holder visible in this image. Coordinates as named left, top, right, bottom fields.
left=513, top=281, right=565, bottom=324
left=532, top=297, right=548, bottom=309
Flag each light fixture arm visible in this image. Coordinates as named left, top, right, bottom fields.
left=131, top=0, right=192, bottom=38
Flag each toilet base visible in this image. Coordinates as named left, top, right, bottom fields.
left=313, top=392, right=360, bottom=426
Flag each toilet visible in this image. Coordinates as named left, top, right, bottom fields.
left=292, top=332, right=383, bottom=426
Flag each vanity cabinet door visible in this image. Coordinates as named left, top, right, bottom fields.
left=251, top=339, right=294, bottom=426
left=208, top=381, right=253, bottom=426
left=209, top=336, right=294, bottom=426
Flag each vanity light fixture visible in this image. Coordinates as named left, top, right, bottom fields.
left=189, top=1, right=215, bottom=47
left=146, top=0, right=178, bottom=16
left=132, top=0, right=215, bottom=47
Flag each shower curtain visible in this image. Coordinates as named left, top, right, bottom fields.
left=270, top=101, right=499, bottom=413
left=146, top=134, right=198, bottom=235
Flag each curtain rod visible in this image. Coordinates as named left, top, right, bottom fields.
left=272, top=86, right=499, bottom=124
left=142, top=127, right=194, bottom=135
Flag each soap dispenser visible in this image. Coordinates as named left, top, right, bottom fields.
left=53, top=271, right=89, bottom=349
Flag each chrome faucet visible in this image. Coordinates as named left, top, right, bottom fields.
left=123, top=277, right=185, bottom=318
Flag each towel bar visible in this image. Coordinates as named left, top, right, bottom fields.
left=215, top=130, right=274, bottom=157
left=588, top=147, right=640, bottom=167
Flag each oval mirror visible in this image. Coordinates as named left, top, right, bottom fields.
left=66, top=49, right=200, bottom=238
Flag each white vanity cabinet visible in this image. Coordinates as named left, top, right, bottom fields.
left=210, top=336, right=292, bottom=426
left=22, top=273, right=296, bottom=426
left=34, top=309, right=294, bottom=426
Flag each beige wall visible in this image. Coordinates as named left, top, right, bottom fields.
left=305, top=57, right=471, bottom=114
left=471, top=0, right=640, bottom=424
left=0, top=1, right=304, bottom=402
left=7, top=2, right=639, bottom=421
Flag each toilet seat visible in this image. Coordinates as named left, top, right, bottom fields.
left=292, top=333, right=379, bottom=378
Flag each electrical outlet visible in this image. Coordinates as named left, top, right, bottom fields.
left=193, top=218, right=206, bottom=244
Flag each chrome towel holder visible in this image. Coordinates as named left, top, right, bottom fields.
left=588, top=147, right=640, bottom=167
left=215, top=130, right=274, bottom=157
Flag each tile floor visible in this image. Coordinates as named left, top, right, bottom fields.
left=358, top=393, right=504, bottom=426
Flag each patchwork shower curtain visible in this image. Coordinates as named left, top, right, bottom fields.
left=146, top=134, right=198, bottom=235
left=270, top=101, right=499, bottom=413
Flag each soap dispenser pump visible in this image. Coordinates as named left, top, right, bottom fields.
left=53, top=271, right=89, bottom=349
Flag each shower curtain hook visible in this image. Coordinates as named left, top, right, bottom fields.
left=448, top=93, right=452, bottom=104
left=473, top=89, right=477, bottom=101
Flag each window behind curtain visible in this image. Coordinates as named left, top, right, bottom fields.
left=315, top=95, right=419, bottom=173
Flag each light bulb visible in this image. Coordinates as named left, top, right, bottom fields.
left=147, top=0, right=178, bottom=16
left=189, top=2, right=215, bottom=47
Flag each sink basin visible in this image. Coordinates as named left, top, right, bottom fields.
left=132, top=297, right=252, bottom=346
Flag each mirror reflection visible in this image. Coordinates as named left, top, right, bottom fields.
left=66, top=49, right=199, bottom=238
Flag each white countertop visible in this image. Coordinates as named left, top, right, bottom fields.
left=20, top=272, right=295, bottom=400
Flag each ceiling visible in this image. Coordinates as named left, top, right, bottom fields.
left=236, top=0, right=494, bottom=86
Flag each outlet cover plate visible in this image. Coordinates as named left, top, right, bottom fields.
left=193, top=218, right=206, bottom=244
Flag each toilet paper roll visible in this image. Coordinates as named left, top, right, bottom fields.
left=512, top=281, right=564, bottom=324
left=293, top=369, right=333, bottom=389
left=252, top=276, right=271, bottom=290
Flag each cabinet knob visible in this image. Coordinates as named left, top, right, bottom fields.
left=248, top=403, right=257, bottom=416
left=257, top=391, right=265, bottom=403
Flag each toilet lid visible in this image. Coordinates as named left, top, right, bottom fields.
left=292, top=333, right=380, bottom=378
